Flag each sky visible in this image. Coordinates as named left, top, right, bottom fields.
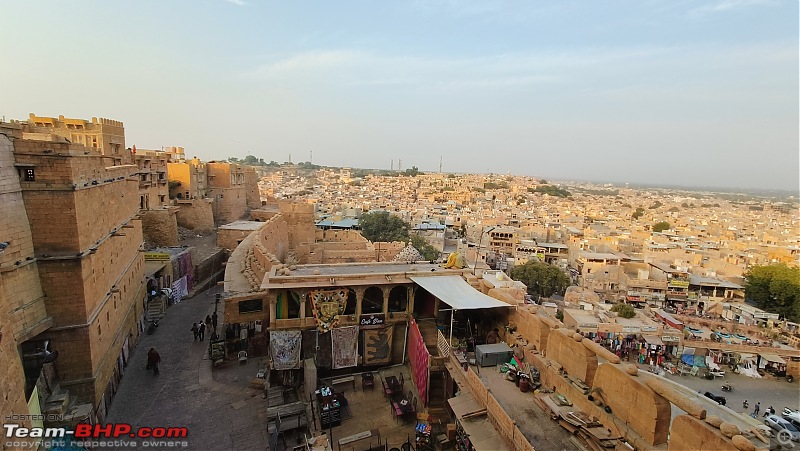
left=1, top=0, right=797, bottom=191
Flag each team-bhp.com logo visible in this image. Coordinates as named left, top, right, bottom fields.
left=4, top=423, right=189, bottom=448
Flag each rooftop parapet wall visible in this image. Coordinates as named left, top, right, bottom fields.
left=668, top=415, right=740, bottom=451
left=546, top=328, right=598, bottom=385
left=593, top=363, right=671, bottom=445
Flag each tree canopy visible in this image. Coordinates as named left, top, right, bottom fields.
left=744, top=264, right=800, bottom=322
left=509, top=260, right=570, bottom=300
left=410, top=235, right=439, bottom=261
left=358, top=211, right=410, bottom=243
left=653, top=221, right=671, bottom=233
left=611, top=303, right=636, bottom=318
left=527, top=185, right=571, bottom=198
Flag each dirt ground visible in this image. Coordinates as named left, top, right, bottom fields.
left=477, top=366, right=578, bottom=451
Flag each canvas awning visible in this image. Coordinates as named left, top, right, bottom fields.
left=655, top=309, right=684, bottom=330
left=642, top=335, right=664, bottom=346
left=145, top=261, right=166, bottom=278
left=410, top=275, right=512, bottom=310
left=760, top=353, right=786, bottom=365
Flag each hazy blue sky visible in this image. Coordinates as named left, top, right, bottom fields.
left=1, top=1, right=797, bottom=190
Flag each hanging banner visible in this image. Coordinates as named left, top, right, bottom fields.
left=363, top=327, right=393, bottom=365
left=269, top=330, right=302, bottom=370
left=408, top=318, right=429, bottom=407
left=309, top=289, right=347, bottom=333
left=331, top=326, right=359, bottom=369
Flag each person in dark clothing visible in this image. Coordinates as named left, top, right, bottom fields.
left=198, top=321, right=206, bottom=341
left=211, top=312, right=218, bottom=330
left=147, top=348, right=161, bottom=375
left=191, top=323, right=199, bottom=341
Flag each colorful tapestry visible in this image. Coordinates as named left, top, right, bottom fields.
left=171, top=276, right=188, bottom=301
left=269, top=330, right=302, bottom=370
left=331, top=326, right=359, bottom=369
left=408, top=318, right=429, bottom=406
left=309, top=289, right=347, bottom=333
left=363, top=327, right=394, bottom=365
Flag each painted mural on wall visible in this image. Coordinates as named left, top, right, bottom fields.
left=363, top=327, right=393, bottom=365
left=310, top=289, right=347, bottom=333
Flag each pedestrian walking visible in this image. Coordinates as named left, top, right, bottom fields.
left=211, top=312, right=218, bottom=329
left=753, top=402, right=760, bottom=416
left=198, top=321, right=206, bottom=341
left=147, top=348, right=161, bottom=376
left=191, top=323, right=199, bottom=341
left=743, top=400, right=749, bottom=409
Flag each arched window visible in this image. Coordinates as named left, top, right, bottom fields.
left=362, top=287, right=384, bottom=314
left=388, top=286, right=408, bottom=313
left=344, top=289, right=357, bottom=315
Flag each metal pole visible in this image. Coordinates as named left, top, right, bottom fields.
left=449, top=309, right=455, bottom=346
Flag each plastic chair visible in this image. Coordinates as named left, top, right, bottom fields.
left=238, top=350, right=248, bottom=364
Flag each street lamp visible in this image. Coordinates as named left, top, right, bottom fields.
left=472, top=226, right=496, bottom=275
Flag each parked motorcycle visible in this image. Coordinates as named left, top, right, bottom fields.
left=721, top=383, right=733, bottom=392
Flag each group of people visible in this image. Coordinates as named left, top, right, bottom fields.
left=191, top=312, right=218, bottom=341
left=144, top=312, right=220, bottom=377
left=743, top=401, right=775, bottom=418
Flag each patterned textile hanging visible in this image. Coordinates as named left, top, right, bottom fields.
left=309, top=289, right=347, bottom=333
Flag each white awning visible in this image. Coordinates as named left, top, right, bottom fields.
left=642, top=335, right=664, bottom=346
left=410, top=275, right=513, bottom=310
left=760, top=353, right=786, bottom=365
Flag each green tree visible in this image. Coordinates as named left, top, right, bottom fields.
left=744, top=264, right=800, bottom=322
left=649, top=201, right=663, bottom=209
left=358, top=211, right=410, bottom=242
left=228, top=157, right=240, bottom=163
left=653, top=221, right=671, bottom=233
left=632, top=207, right=645, bottom=220
left=410, top=235, right=439, bottom=261
left=527, top=185, right=571, bottom=198
left=611, top=303, right=636, bottom=318
left=404, top=166, right=420, bottom=177
left=509, top=261, right=570, bottom=299
left=243, top=154, right=260, bottom=165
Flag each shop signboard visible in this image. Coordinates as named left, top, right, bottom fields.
left=144, top=252, right=171, bottom=261
left=668, top=280, right=690, bottom=289
left=662, top=335, right=681, bottom=343
left=578, top=323, right=598, bottom=330
left=642, top=325, right=658, bottom=333
left=622, top=326, right=641, bottom=333
left=359, top=313, right=385, bottom=329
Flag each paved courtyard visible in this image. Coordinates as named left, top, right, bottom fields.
left=106, top=286, right=270, bottom=450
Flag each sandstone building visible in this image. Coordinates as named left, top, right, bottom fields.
left=0, top=116, right=146, bottom=427
left=167, top=157, right=260, bottom=230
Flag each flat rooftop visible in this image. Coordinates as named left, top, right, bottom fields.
left=286, top=262, right=445, bottom=276
left=219, top=220, right=265, bottom=231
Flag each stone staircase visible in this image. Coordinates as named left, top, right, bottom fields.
left=43, top=384, right=94, bottom=428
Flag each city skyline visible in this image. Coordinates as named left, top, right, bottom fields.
left=1, top=0, right=797, bottom=191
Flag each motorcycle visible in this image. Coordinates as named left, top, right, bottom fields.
left=147, top=320, right=159, bottom=335
left=721, top=383, right=732, bottom=392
